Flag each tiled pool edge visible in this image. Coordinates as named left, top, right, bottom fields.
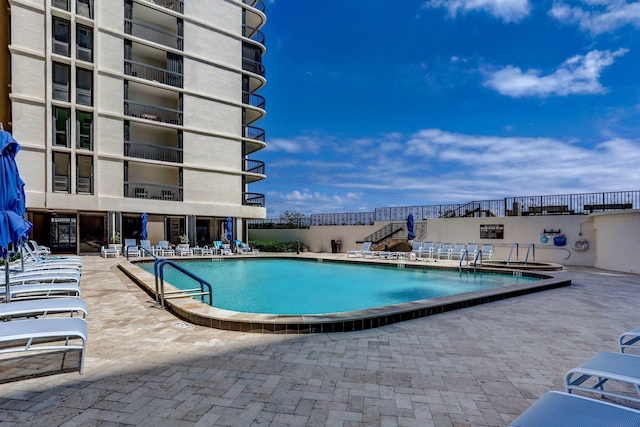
left=118, top=257, right=571, bottom=334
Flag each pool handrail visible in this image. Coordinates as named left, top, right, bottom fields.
left=524, top=243, right=535, bottom=265
left=474, top=250, right=482, bottom=273
left=506, top=243, right=519, bottom=265
left=153, top=258, right=213, bottom=308
left=127, top=244, right=157, bottom=260
left=458, top=249, right=469, bottom=271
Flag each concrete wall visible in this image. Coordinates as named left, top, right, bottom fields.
left=592, top=210, right=640, bottom=273
left=251, top=212, right=637, bottom=269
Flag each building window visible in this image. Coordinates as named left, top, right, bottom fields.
left=52, top=0, right=70, bottom=12
left=53, top=62, right=70, bottom=102
left=53, top=152, right=71, bottom=193
left=76, top=0, right=93, bottom=19
left=77, top=110, right=92, bottom=150
left=76, top=67, right=93, bottom=106
left=52, top=18, right=70, bottom=57
left=77, top=155, right=93, bottom=194
left=76, top=25, right=93, bottom=62
left=53, top=106, right=71, bottom=147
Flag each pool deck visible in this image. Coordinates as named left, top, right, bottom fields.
left=0, top=253, right=639, bottom=426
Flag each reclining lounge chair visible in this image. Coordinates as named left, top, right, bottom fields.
left=347, top=242, right=372, bottom=258
left=0, top=317, right=88, bottom=374
left=565, top=351, right=640, bottom=403
left=508, top=391, right=640, bottom=427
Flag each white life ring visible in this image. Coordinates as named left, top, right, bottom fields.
left=572, top=238, right=589, bottom=252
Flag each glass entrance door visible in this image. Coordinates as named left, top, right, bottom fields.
left=49, top=216, right=77, bottom=253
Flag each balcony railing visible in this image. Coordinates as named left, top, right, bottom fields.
left=125, top=182, right=183, bottom=201
left=242, top=25, right=265, bottom=45
left=144, top=0, right=183, bottom=13
left=244, top=159, right=264, bottom=174
left=124, top=100, right=183, bottom=125
left=125, top=59, right=183, bottom=88
left=243, top=125, right=265, bottom=142
left=124, top=18, right=183, bottom=50
left=243, top=192, right=265, bottom=207
left=242, top=0, right=265, bottom=12
left=242, top=91, right=265, bottom=109
left=242, top=58, right=265, bottom=77
left=125, top=140, right=183, bottom=163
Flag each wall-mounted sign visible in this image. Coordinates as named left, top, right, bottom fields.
left=480, top=224, right=504, bottom=239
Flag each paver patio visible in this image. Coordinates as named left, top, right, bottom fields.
left=0, top=255, right=638, bottom=426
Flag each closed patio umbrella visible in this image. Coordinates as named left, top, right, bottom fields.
left=1, top=129, right=33, bottom=302
left=225, top=217, right=233, bottom=242
left=140, top=213, right=148, bottom=240
left=407, top=214, right=415, bottom=243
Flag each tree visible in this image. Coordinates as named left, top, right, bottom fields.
left=279, top=211, right=307, bottom=228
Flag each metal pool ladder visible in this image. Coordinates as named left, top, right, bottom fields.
left=153, top=258, right=213, bottom=309
left=458, top=249, right=483, bottom=273
left=506, top=243, right=535, bottom=265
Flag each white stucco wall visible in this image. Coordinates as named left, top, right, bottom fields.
left=592, top=210, right=640, bottom=273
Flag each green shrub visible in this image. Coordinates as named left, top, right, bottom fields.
left=249, top=241, right=305, bottom=252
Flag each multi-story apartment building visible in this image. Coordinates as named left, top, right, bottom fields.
left=1, top=0, right=267, bottom=254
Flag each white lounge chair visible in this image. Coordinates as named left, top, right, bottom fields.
left=480, top=244, right=493, bottom=260
left=429, top=243, right=441, bottom=259
left=0, top=317, right=88, bottom=374
left=437, top=243, right=453, bottom=260
left=508, top=391, right=640, bottom=427
left=158, top=241, right=175, bottom=257
left=0, top=298, right=88, bottom=319
left=415, top=242, right=433, bottom=260
left=619, top=326, right=640, bottom=353
left=1, top=270, right=81, bottom=286
left=124, top=239, right=140, bottom=257
left=21, top=245, right=83, bottom=267
left=177, top=246, right=193, bottom=256
left=565, top=351, right=640, bottom=403
left=466, top=243, right=479, bottom=261
left=0, top=282, right=81, bottom=301
left=30, top=240, right=82, bottom=261
left=347, top=242, right=372, bottom=258
left=139, top=240, right=155, bottom=257
left=450, top=244, right=466, bottom=260
left=101, top=246, right=119, bottom=258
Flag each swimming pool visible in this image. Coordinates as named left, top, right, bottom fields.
left=140, top=258, right=538, bottom=315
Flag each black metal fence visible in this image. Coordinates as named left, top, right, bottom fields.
left=249, top=191, right=640, bottom=227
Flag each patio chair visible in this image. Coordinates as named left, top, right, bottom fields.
left=0, top=317, right=88, bottom=374
left=158, top=240, right=175, bottom=257
left=2, top=269, right=81, bottom=285
left=450, top=244, right=466, bottom=260
left=437, top=243, right=453, bottom=260
left=139, top=240, right=154, bottom=257
left=415, top=242, right=433, bottom=260
left=507, top=391, right=640, bottom=427
left=565, top=351, right=640, bottom=403
left=347, top=242, right=372, bottom=258
left=177, top=246, right=193, bottom=256
left=466, top=243, right=479, bottom=261
left=0, top=298, right=88, bottom=320
left=101, top=246, right=119, bottom=258
left=429, top=243, right=441, bottom=259
left=212, top=241, right=222, bottom=255
left=124, top=239, right=140, bottom=257
left=0, top=282, right=81, bottom=300
left=234, top=240, right=252, bottom=255
left=480, top=244, right=493, bottom=260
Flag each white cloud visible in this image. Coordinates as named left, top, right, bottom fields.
left=261, top=128, right=640, bottom=216
left=266, top=136, right=322, bottom=154
left=550, top=1, right=640, bottom=35
left=423, top=0, right=531, bottom=23
left=483, top=48, right=629, bottom=97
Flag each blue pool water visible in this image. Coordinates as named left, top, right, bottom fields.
left=141, top=259, right=538, bottom=315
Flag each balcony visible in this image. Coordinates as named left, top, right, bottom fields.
left=243, top=25, right=265, bottom=46
left=242, top=91, right=265, bottom=110
left=143, top=0, right=183, bottom=13
left=244, top=159, right=265, bottom=174
left=125, top=59, right=183, bottom=88
left=124, top=100, right=182, bottom=125
left=243, top=125, right=265, bottom=155
left=124, top=18, right=183, bottom=50
left=242, top=58, right=265, bottom=78
left=242, top=0, right=265, bottom=12
left=125, top=182, right=183, bottom=201
left=243, top=192, right=265, bottom=207
left=125, top=140, right=183, bottom=163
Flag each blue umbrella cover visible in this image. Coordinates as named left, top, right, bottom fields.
left=140, top=213, right=148, bottom=240
left=407, top=214, right=416, bottom=241
left=225, top=217, right=233, bottom=241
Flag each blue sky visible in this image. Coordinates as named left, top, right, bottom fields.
left=252, top=0, right=640, bottom=218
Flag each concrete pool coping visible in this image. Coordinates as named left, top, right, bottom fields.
left=118, top=253, right=571, bottom=334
